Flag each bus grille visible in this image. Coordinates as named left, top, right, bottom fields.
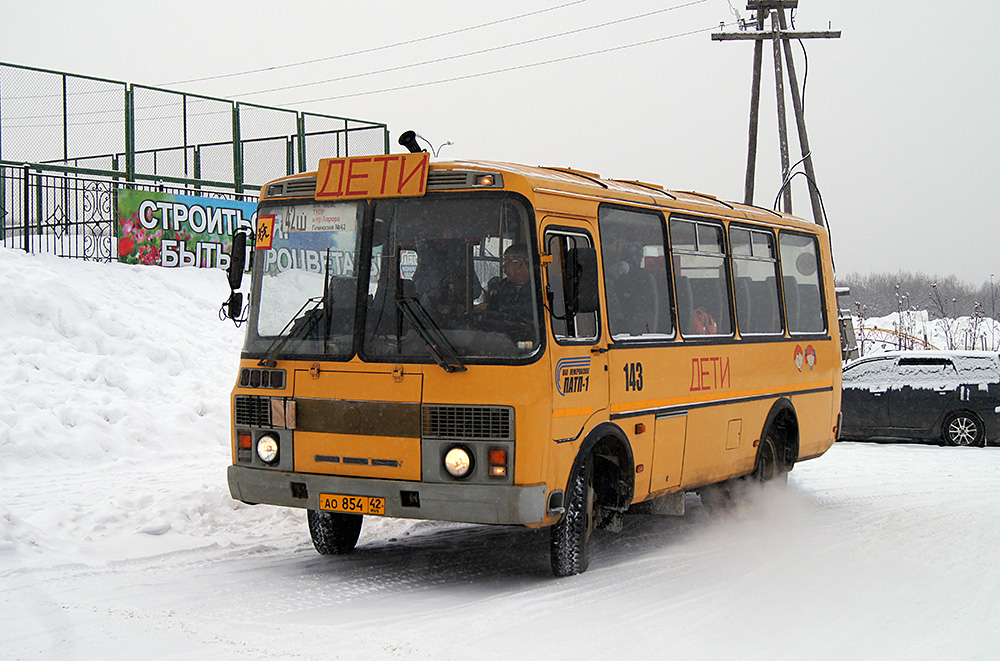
left=235, top=395, right=271, bottom=428
left=422, top=405, right=514, bottom=440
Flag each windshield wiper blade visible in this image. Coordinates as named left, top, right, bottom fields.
left=395, top=296, right=467, bottom=373
left=258, top=296, right=323, bottom=367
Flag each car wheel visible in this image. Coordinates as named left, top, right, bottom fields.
left=550, top=453, right=595, bottom=577
left=307, top=509, right=363, bottom=555
left=942, top=412, right=983, bottom=447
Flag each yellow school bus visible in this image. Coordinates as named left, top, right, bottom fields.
left=226, top=147, right=841, bottom=576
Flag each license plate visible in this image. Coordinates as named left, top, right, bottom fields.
left=319, top=493, right=385, bottom=516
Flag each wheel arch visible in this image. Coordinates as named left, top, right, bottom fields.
left=758, top=398, right=800, bottom=471
left=564, top=422, right=635, bottom=516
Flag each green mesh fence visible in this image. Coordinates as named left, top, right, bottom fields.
left=0, top=62, right=388, bottom=191
left=0, top=61, right=388, bottom=260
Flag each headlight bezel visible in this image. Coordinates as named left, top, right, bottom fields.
left=443, top=445, right=474, bottom=479
left=256, top=433, right=280, bottom=464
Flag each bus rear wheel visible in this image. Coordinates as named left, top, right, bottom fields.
left=550, top=454, right=595, bottom=577
left=752, top=433, right=788, bottom=485
left=308, top=509, right=363, bottom=555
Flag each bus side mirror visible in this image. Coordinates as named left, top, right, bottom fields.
left=227, top=230, right=248, bottom=291
left=226, top=292, right=243, bottom=320
left=564, top=246, right=599, bottom=315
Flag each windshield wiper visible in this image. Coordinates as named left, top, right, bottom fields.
left=258, top=296, right=323, bottom=367
left=259, top=250, right=337, bottom=367
left=395, top=296, right=467, bottom=373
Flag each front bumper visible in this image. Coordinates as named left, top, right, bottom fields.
left=228, top=465, right=548, bottom=525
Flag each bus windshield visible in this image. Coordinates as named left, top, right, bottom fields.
left=364, top=196, right=541, bottom=363
left=248, top=200, right=364, bottom=361
left=245, top=196, right=541, bottom=364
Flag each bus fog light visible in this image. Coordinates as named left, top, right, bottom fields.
left=444, top=446, right=473, bottom=478
left=257, top=434, right=279, bottom=464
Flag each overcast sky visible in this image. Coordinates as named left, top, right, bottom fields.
left=3, top=0, right=999, bottom=285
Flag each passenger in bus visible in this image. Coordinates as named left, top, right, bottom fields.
left=483, top=243, right=534, bottom=339
left=412, top=236, right=481, bottom=325
left=607, top=241, right=658, bottom=336
left=689, top=307, right=718, bottom=335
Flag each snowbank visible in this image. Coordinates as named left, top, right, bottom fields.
left=0, top=249, right=413, bottom=570
left=0, top=249, right=239, bottom=468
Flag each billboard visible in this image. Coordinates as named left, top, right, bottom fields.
left=117, top=190, right=256, bottom=269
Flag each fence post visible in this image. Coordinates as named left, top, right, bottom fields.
left=297, top=113, right=306, bottom=173
left=22, top=164, right=30, bottom=253
left=125, top=86, right=135, bottom=184
left=62, top=74, right=69, bottom=164
left=232, top=102, right=243, bottom=194
left=193, top=147, right=201, bottom=190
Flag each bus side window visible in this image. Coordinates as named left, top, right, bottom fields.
left=669, top=218, right=733, bottom=337
left=545, top=231, right=599, bottom=342
left=730, top=226, right=782, bottom=335
left=598, top=206, right=674, bottom=340
left=779, top=232, right=826, bottom=334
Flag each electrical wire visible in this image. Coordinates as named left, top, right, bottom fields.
left=789, top=9, right=809, bottom=114
left=772, top=170, right=830, bottom=234
left=270, top=22, right=729, bottom=108
left=2, top=19, right=728, bottom=128
left=5, top=2, right=592, bottom=101
left=3, top=1, right=710, bottom=124
left=157, top=0, right=593, bottom=87
left=229, top=1, right=710, bottom=99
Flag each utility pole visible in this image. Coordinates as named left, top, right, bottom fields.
left=712, top=1, right=839, bottom=227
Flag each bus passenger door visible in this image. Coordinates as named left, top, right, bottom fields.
left=543, top=226, right=608, bottom=443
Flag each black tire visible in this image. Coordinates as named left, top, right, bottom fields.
left=752, top=433, right=788, bottom=485
left=942, top=411, right=983, bottom=447
left=307, top=509, right=363, bottom=555
left=550, top=454, right=595, bottom=577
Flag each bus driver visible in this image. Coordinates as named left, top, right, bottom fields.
left=485, top=243, right=533, bottom=322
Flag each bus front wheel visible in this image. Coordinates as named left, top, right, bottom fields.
left=550, top=453, right=595, bottom=576
left=308, top=509, right=363, bottom=555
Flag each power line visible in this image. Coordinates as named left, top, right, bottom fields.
left=3, top=15, right=722, bottom=129
left=230, top=1, right=710, bottom=100
left=157, top=0, right=593, bottom=87
left=271, top=22, right=729, bottom=108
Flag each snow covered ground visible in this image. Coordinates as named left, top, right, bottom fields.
left=2, top=249, right=999, bottom=659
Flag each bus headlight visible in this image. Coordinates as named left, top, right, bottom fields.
left=444, top=445, right=473, bottom=478
left=256, top=434, right=279, bottom=464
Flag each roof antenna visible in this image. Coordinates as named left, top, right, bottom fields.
left=399, top=129, right=453, bottom=157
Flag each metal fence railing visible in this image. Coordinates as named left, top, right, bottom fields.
left=1, top=62, right=389, bottom=191
left=0, top=162, right=257, bottom=262
left=0, top=61, right=389, bottom=262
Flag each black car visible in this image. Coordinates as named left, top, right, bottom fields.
left=840, top=351, right=1000, bottom=446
